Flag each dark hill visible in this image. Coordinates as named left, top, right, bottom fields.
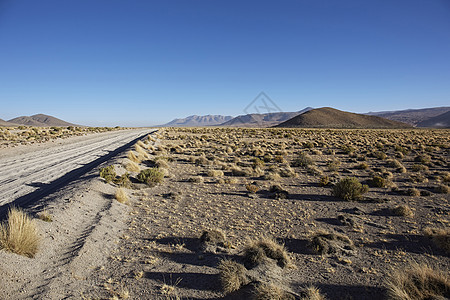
left=8, top=114, right=78, bottom=127
left=275, top=107, right=412, bottom=129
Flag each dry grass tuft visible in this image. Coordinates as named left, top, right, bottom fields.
left=37, top=210, right=53, bottom=222
left=301, top=286, right=327, bottom=300
left=424, top=227, right=450, bottom=255
left=115, top=188, right=129, bottom=204
left=308, top=230, right=355, bottom=255
left=124, top=160, right=140, bottom=173
left=253, top=283, right=295, bottom=300
left=0, top=208, right=40, bottom=258
left=244, top=237, right=290, bottom=268
left=392, top=205, right=414, bottom=217
left=217, top=259, right=249, bottom=294
left=385, top=263, right=449, bottom=300
left=127, top=151, right=142, bottom=164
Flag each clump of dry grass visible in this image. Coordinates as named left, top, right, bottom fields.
left=127, top=151, right=142, bottom=164
left=199, top=229, right=231, bottom=252
left=253, top=283, right=295, bottom=300
left=207, top=169, right=224, bottom=177
left=243, top=237, right=290, bottom=268
left=318, top=175, right=330, bottom=187
left=124, top=160, right=140, bottom=173
left=37, top=210, right=53, bottom=222
left=424, top=227, right=450, bottom=255
left=370, top=175, right=387, bottom=188
left=308, top=230, right=355, bottom=255
left=217, top=259, right=249, bottom=294
left=188, top=176, right=204, bottom=183
left=137, top=168, right=165, bottom=186
left=332, top=177, right=369, bottom=201
left=0, top=208, right=40, bottom=258
left=246, top=182, right=259, bottom=194
left=385, top=263, right=449, bottom=300
left=115, top=188, right=129, bottom=204
left=406, top=188, right=421, bottom=197
left=291, top=152, right=314, bottom=168
left=391, top=205, right=414, bottom=217
left=301, top=286, right=327, bottom=300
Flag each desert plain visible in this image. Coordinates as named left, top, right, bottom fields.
left=0, top=126, right=448, bottom=300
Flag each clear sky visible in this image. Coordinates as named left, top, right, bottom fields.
left=1, top=0, right=449, bottom=126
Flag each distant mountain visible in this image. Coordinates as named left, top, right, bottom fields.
left=367, top=107, right=450, bottom=126
left=219, top=107, right=313, bottom=127
left=0, top=118, right=19, bottom=127
left=8, top=114, right=78, bottom=127
left=161, top=115, right=233, bottom=127
left=416, top=111, right=450, bottom=128
left=276, top=107, right=412, bottom=129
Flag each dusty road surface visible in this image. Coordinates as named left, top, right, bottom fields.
left=0, top=128, right=152, bottom=208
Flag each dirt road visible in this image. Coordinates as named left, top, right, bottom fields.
left=0, top=128, right=152, bottom=207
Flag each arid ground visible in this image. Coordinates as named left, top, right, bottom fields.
left=0, top=127, right=448, bottom=300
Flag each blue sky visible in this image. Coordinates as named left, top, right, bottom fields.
left=1, top=0, right=449, bottom=126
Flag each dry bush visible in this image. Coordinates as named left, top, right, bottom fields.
left=308, top=230, right=355, bottom=255
left=244, top=237, right=290, bottom=268
left=224, top=178, right=238, bottom=184
left=392, top=205, right=414, bottom=217
left=231, top=166, right=251, bottom=177
left=124, top=160, right=140, bottom=173
left=218, top=259, right=249, bottom=294
left=264, top=172, right=281, bottom=181
left=326, top=159, right=341, bottom=172
left=134, top=143, right=150, bottom=159
left=0, top=208, right=40, bottom=258
left=291, top=152, right=314, bottom=168
left=279, top=166, right=297, bottom=178
left=332, top=177, right=369, bottom=201
left=115, top=188, right=129, bottom=204
left=385, top=263, right=449, bottom=300
left=253, top=283, right=295, bottom=300
left=414, top=154, right=431, bottom=164
left=37, top=210, right=52, bottom=222
left=424, top=227, right=450, bottom=254
left=357, top=162, right=369, bottom=170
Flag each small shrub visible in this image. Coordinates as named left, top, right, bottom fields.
left=269, top=185, right=289, bottom=200
left=218, top=259, right=249, bottom=294
left=243, top=237, right=290, bottom=268
left=357, top=162, right=369, bottom=170
left=291, top=152, right=313, bottom=168
left=279, top=166, right=297, bottom=178
left=188, top=176, right=204, bottom=183
left=385, top=263, right=449, bottom=300
left=332, top=177, right=369, bottom=201
left=370, top=175, right=386, bottom=188
left=99, top=165, right=116, bottom=183
left=406, top=188, right=421, bottom=197
left=0, top=208, right=40, bottom=258
left=414, top=154, right=431, bottom=164
left=412, top=164, right=429, bottom=172
left=137, top=168, right=164, bottom=185
left=392, top=205, right=414, bottom=217
left=326, top=159, right=341, bottom=172
left=374, top=151, right=387, bottom=160
left=37, top=210, right=52, bottom=222
left=300, top=286, right=326, bottom=300
left=318, top=175, right=329, bottom=187
left=246, top=183, right=259, bottom=194
left=114, top=173, right=131, bottom=188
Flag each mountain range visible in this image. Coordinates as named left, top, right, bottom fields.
left=368, top=106, right=450, bottom=126
left=160, top=115, right=233, bottom=127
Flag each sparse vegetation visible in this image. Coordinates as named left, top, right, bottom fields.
left=137, top=168, right=164, bottom=185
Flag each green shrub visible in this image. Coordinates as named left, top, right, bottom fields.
left=99, top=165, right=116, bottom=183
left=332, top=177, right=369, bottom=201
left=137, top=168, right=164, bottom=185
